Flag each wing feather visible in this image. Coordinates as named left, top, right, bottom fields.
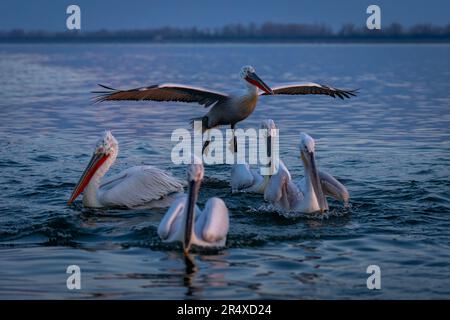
left=93, top=83, right=228, bottom=107
left=264, top=160, right=291, bottom=204
left=261, top=82, right=358, bottom=100
left=230, top=163, right=255, bottom=192
left=158, top=195, right=187, bottom=241
left=318, top=170, right=349, bottom=204
left=99, top=166, right=184, bottom=208
left=197, top=197, right=229, bottom=244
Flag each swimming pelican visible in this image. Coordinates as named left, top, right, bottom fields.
left=93, top=66, right=357, bottom=152
left=68, top=131, right=184, bottom=208
left=264, top=133, right=349, bottom=214
left=230, top=119, right=277, bottom=194
left=157, top=157, right=229, bottom=253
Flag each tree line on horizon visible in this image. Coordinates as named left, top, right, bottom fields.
left=1, top=22, right=450, bottom=42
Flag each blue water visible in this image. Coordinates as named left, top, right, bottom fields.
left=0, top=43, right=449, bottom=299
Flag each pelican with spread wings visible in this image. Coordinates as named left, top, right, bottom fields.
left=93, top=66, right=357, bottom=152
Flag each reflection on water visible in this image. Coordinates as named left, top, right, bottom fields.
left=183, top=253, right=198, bottom=297
left=0, top=43, right=449, bottom=299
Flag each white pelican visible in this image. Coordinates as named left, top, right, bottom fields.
left=67, top=131, right=184, bottom=208
left=264, top=133, right=349, bottom=214
left=93, top=66, right=357, bottom=152
left=230, top=119, right=277, bottom=194
left=157, top=157, right=229, bottom=253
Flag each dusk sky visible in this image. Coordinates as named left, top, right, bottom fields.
left=1, top=0, right=449, bottom=31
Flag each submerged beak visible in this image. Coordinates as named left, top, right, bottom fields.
left=183, top=179, right=200, bottom=254
left=305, top=151, right=328, bottom=213
left=246, top=72, right=273, bottom=95
left=67, top=152, right=109, bottom=205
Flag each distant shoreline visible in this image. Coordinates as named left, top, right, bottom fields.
left=1, top=38, right=449, bottom=44
left=2, top=22, right=449, bottom=44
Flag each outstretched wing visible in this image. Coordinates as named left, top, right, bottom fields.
left=99, top=165, right=184, bottom=208
left=93, top=83, right=229, bottom=107
left=261, top=82, right=357, bottom=99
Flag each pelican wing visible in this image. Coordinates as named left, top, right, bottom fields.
left=261, top=82, right=357, bottom=99
left=230, top=163, right=255, bottom=192
left=264, top=160, right=303, bottom=211
left=264, top=161, right=292, bottom=204
left=93, top=83, right=228, bottom=107
left=196, top=198, right=229, bottom=244
left=99, top=165, right=184, bottom=208
left=318, top=170, right=349, bottom=204
left=157, top=195, right=186, bottom=241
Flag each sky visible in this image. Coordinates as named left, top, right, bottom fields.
left=0, top=0, right=449, bottom=31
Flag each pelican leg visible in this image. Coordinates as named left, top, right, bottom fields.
left=318, top=170, right=349, bottom=205
left=231, top=124, right=237, bottom=153
left=202, top=140, right=210, bottom=154
left=201, top=116, right=211, bottom=155
left=202, top=129, right=213, bottom=155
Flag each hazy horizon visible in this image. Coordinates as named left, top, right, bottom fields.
left=1, top=0, right=449, bottom=31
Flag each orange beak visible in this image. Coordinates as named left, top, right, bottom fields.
left=245, top=72, right=273, bottom=94
left=67, top=152, right=109, bottom=205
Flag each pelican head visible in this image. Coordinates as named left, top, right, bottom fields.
left=260, top=119, right=277, bottom=136
left=300, top=132, right=315, bottom=154
left=299, top=133, right=328, bottom=213
left=260, top=119, right=277, bottom=157
left=184, top=156, right=204, bottom=253
left=240, top=65, right=273, bottom=95
left=68, top=131, right=118, bottom=205
left=95, top=130, right=118, bottom=155
left=187, top=155, right=204, bottom=183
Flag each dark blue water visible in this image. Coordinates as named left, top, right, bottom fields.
left=0, top=43, right=449, bottom=299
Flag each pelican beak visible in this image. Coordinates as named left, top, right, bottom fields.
left=246, top=72, right=273, bottom=95
left=266, top=135, right=272, bottom=158
left=304, top=151, right=328, bottom=213
left=183, top=179, right=199, bottom=254
left=67, top=152, right=109, bottom=205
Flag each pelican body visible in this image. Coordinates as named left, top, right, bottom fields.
left=230, top=119, right=277, bottom=194
left=158, top=158, right=229, bottom=253
left=264, top=133, right=349, bottom=214
left=93, top=66, right=357, bottom=152
left=68, top=131, right=184, bottom=208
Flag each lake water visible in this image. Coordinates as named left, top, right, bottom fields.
left=0, top=43, right=449, bottom=299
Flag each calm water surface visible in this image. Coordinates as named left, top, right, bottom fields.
left=0, top=43, right=449, bottom=299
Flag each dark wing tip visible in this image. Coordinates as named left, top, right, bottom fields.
left=91, top=95, right=108, bottom=104
left=90, top=84, right=118, bottom=95
left=336, top=88, right=359, bottom=99
left=91, top=84, right=121, bottom=104
left=344, top=88, right=359, bottom=96
left=97, top=83, right=117, bottom=91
